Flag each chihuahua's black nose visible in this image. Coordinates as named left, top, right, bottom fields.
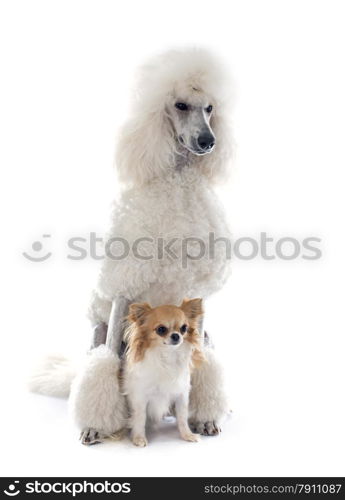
left=197, top=133, right=215, bottom=151
left=170, top=333, right=180, bottom=344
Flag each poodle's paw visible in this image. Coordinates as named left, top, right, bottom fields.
left=132, top=435, right=148, bottom=447
left=80, top=428, right=106, bottom=446
left=189, top=420, right=221, bottom=436
left=181, top=431, right=200, bottom=443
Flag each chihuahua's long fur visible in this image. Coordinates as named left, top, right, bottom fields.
left=123, top=299, right=204, bottom=446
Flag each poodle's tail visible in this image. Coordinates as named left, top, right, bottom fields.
left=28, top=355, right=77, bottom=398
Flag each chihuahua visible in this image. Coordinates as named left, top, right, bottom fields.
left=123, top=298, right=205, bottom=447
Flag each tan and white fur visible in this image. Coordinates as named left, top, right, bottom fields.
left=123, top=299, right=204, bottom=447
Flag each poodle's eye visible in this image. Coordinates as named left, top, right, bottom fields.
left=156, top=325, right=167, bottom=336
left=175, top=102, right=189, bottom=111
left=206, top=105, right=213, bottom=113
left=180, top=324, right=188, bottom=334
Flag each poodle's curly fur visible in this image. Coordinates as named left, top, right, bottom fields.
left=30, top=49, right=234, bottom=441
left=90, top=48, right=234, bottom=324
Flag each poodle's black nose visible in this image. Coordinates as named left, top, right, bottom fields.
left=197, top=133, right=215, bottom=151
left=170, top=333, right=180, bottom=344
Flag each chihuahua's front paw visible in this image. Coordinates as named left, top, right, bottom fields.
left=181, top=431, right=200, bottom=443
left=80, top=428, right=106, bottom=445
left=132, top=435, right=148, bottom=447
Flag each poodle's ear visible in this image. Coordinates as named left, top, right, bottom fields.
left=115, top=106, right=175, bottom=186
left=180, top=298, right=204, bottom=320
left=128, top=302, right=152, bottom=323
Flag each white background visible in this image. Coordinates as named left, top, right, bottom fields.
left=1, top=0, right=344, bottom=477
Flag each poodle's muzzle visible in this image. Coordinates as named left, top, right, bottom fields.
left=173, top=104, right=216, bottom=156
left=179, top=130, right=215, bottom=155
left=196, top=131, right=215, bottom=153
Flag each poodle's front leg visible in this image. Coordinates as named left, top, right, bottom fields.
left=70, top=298, right=129, bottom=445
left=91, top=296, right=130, bottom=354
left=106, top=296, right=131, bottom=355
left=91, top=322, right=108, bottom=349
left=189, top=346, right=230, bottom=436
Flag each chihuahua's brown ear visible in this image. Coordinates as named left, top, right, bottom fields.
left=180, top=298, right=203, bottom=319
left=128, top=302, right=152, bottom=323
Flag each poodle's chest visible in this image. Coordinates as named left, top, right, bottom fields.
left=100, top=180, right=231, bottom=302
left=116, top=182, right=229, bottom=240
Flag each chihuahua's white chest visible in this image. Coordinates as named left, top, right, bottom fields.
left=124, top=344, right=192, bottom=422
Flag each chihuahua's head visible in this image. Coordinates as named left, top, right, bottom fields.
left=125, top=298, right=204, bottom=365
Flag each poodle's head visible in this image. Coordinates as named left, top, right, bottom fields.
left=116, top=48, right=234, bottom=186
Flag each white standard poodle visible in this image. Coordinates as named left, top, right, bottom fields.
left=31, top=48, right=234, bottom=445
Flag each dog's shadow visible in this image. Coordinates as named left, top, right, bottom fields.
left=146, top=416, right=180, bottom=444
left=102, top=416, right=183, bottom=448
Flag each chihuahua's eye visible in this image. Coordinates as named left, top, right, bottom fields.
left=175, top=102, right=189, bottom=111
left=156, top=325, right=167, bottom=336
left=206, top=104, right=213, bottom=113
left=180, top=324, right=188, bottom=334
